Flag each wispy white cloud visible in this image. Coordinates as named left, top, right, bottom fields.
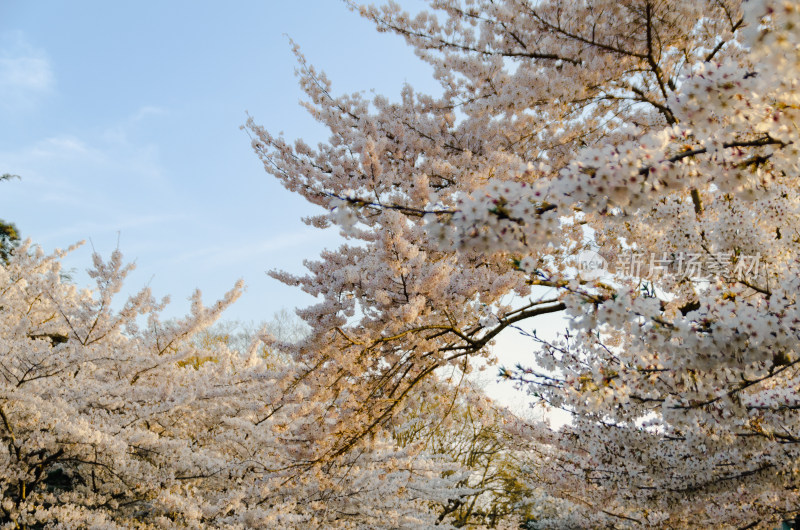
left=102, top=105, right=168, bottom=148
left=0, top=108, right=173, bottom=245
left=0, top=32, right=54, bottom=111
left=37, top=213, right=191, bottom=243
left=28, top=136, right=93, bottom=159
left=0, top=122, right=166, bottom=191
left=131, top=105, right=166, bottom=122
left=166, top=231, right=320, bottom=269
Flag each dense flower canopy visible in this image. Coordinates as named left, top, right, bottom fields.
left=0, top=243, right=506, bottom=528
left=246, top=0, right=800, bottom=526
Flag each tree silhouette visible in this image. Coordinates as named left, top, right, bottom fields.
left=0, top=173, right=20, bottom=263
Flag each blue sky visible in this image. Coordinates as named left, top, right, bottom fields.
left=0, top=0, right=437, bottom=322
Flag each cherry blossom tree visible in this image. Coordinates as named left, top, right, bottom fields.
left=247, top=0, right=800, bottom=526
left=0, top=242, right=474, bottom=528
